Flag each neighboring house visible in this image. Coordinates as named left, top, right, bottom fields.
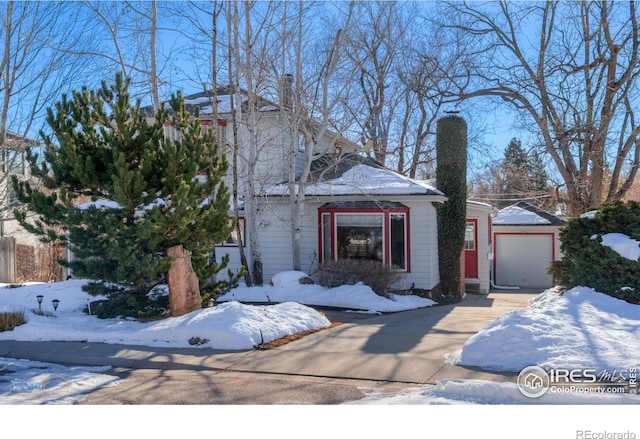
left=0, top=132, right=66, bottom=282
left=491, top=201, right=565, bottom=289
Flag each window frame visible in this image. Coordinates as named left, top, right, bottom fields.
left=219, top=217, right=245, bottom=247
left=465, top=221, right=476, bottom=251
left=318, top=205, right=410, bottom=272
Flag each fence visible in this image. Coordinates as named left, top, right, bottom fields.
left=0, top=237, right=64, bottom=283
left=0, top=236, right=16, bottom=283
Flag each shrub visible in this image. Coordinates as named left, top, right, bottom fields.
left=200, top=266, right=246, bottom=307
left=85, top=282, right=169, bottom=319
left=0, top=310, right=26, bottom=332
left=31, top=309, right=56, bottom=317
left=435, top=115, right=467, bottom=301
left=315, top=259, right=404, bottom=298
left=549, top=201, right=640, bottom=304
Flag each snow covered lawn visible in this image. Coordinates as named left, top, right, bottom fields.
left=446, top=286, right=640, bottom=374
left=0, top=271, right=434, bottom=350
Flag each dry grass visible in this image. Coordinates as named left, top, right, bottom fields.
left=0, top=310, right=26, bottom=332
left=255, top=321, right=342, bottom=350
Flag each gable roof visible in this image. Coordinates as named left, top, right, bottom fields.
left=140, top=89, right=360, bottom=153
left=265, top=153, right=445, bottom=198
left=492, top=201, right=565, bottom=226
left=2, top=131, right=39, bottom=149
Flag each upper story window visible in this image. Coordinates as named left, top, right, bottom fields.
left=163, top=119, right=228, bottom=147
left=1, top=149, right=26, bottom=175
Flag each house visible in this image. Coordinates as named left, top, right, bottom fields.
left=0, top=132, right=66, bottom=282
left=147, top=85, right=494, bottom=295
left=258, top=154, right=492, bottom=293
left=491, top=201, right=565, bottom=288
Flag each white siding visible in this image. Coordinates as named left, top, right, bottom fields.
left=255, top=199, right=295, bottom=283
left=223, top=196, right=444, bottom=291
left=405, top=200, right=440, bottom=290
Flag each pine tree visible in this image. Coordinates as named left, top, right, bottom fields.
left=499, top=137, right=550, bottom=208
left=13, top=74, right=233, bottom=311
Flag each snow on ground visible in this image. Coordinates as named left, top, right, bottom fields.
left=0, top=277, right=330, bottom=350
left=354, top=379, right=639, bottom=405
left=446, top=286, right=640, bottom=374
left=0, top=271, right=434, bottom=351
left=217, top=270, right=437, bottom=312
left=1, top=270, right=639, bottom=406
left=0, top=357, right=118, bottom=405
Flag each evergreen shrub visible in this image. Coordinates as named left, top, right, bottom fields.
left=13, top=73, right=235, bottom=316
left=85, top=283, right=169, bottom=319
left=549, top=201, right=640, bottom=304
left=435, top=115, right=467, bottom=301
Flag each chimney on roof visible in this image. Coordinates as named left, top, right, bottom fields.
left=282, top=73, right=293, bottom=110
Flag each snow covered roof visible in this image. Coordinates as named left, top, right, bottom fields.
left=492, top=201, right=565, bottom=226
left=265, top=162, right=445, bottom=198
left=466, top=199, right=494, bottom=212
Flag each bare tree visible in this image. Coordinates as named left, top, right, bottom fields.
left=342, top=2, right=404, bottom=164
left=446, top=1, right=640, bottom=216
left=75, top=1, right=181, bottom=109
left=1, top=1, right=88, bottom=220
left=338, top=2, right=477, bottom=180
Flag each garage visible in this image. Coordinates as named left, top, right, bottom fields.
left=494, top=233, right=554, bottom=287
left=492, top=202, right=565, bottom=289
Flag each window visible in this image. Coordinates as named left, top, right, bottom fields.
left=1, top=149, right=25, bottom=175
left=390, top=214, right=407, bottom=269
left=163, top=119, right=228, bottom=146
left=465, top=221, right=476, bottom=251
left=220, top=217, right=245, bottom=246
left=319, top=202, right=409, bottom=271
left=336, top=214, right=383, bottom=261
left=200, top=119, right=228, bottom=146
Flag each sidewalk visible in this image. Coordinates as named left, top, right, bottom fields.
left=0, top=291, right=537, bottom=385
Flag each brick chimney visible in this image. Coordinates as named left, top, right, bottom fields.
left=282, top=73, right=293, bottom=110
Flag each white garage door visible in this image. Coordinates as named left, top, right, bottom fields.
left=495, top=234, right=554, bottom=288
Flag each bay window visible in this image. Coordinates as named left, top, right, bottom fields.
left=319, top=202, right=409, bottom=271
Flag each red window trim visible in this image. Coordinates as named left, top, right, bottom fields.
left=318, top=206, right=411, bottom=272
left=165, top=119, right=227, bottom=126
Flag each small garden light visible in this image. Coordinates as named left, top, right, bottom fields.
left=36, top=295, right=43, bottom=311
left=52, top=299, right=60, bottom=311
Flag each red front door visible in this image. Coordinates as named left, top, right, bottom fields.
left=465, top=219, right=478, bottom=278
